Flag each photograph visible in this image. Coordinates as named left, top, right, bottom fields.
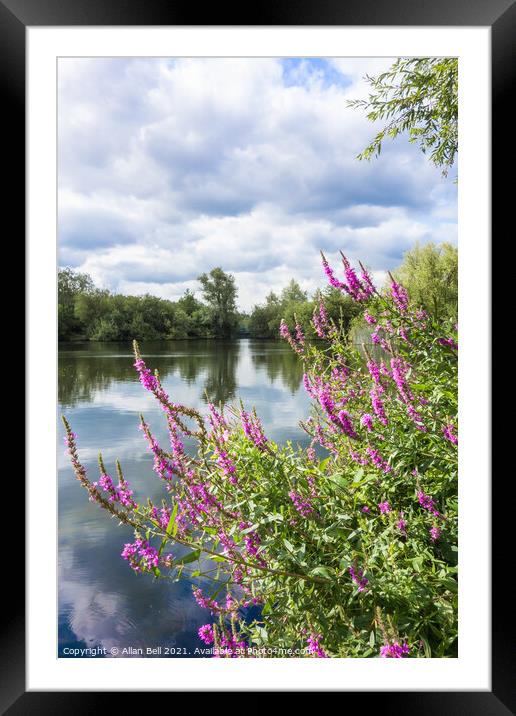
left=57, top=55, right=459, bottom=660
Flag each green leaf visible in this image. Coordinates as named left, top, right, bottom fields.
left=283, top=539, right=296, bottom=554
left=175, top=549, right=201, bottom=565
left=166, top=502, right=179, bottom=537
left=328, top=474, right=348, bottom=490
left=309, top=566, right=334, bottom=581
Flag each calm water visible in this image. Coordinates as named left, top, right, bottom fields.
left=58, top=339, right=311, bottom=658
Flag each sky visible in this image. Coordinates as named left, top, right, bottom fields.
left=58, top=57, right=457, bottom=312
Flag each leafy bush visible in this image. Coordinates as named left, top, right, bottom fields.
left=63, top=251, right=458, bottom=658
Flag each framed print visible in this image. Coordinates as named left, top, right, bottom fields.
left=3, top=0, right=510, bottom=708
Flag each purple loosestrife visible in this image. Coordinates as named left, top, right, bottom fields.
left=430, top=525, right=442, bottom=542
left=360, top=413, right=374, bottom=432
left=150, top=506, right=172, bottom=532
left=364, top=311, right=377, bottom=325
left=390, top=357, right=413, bottom=404
left=94, top=473, right=137, bottom=509
left=295, top=321, right=305, bottom=346
left=417, top=490, right=441, bottom=518
left=366, top=447, right=392, bottom=474
left=438, top=337, right=458, bottom=350
left=338, top=410, right=358, bottom=439
left=321, top=252, right=375, bottom=302
left=371, top=329, right=390, bottom=352
left=443, top=423, right=458, bottom=445
left=279, top=319, right=304, bottom=355
left=378, top=501, right=391, bottom=514
left=321, top=252, right=348, bottom=291
left=133, top=357, right=158, bottom=392
left=198, top=624, right=215, bottom=645
left=139, top=419, right=177, bottom=482
left=289, top=490, right=314, bottom=518
left=168, top=420, right=186, bottom=463
left=341, top=254, right=363, bottom=301
left=240, top=407, right=268, bottom=451
left=192, top=587, right=221, bottom=614
left=216, top=631, right=247, bottom=658
left=214, top=445, right=237, bottom=484
left=341, top=253, right=376, bottom=301
left=307, top=633, right=328, bottom=658
left=134, top=351, right=179, bottom=417
left=207, top=404, right=231, bottom=456
left=367, top=359, right=382, bottom=385
left=121, top=538, right=159, bottom=572
left=349, top=447, right=369, bottom=466
left=389, top=279, right=410, bottom=313
left=217, top=530, right=237, bottom=556
left=349, top=565, right=368, bottom=592
left=303, top=373, right=318, bottom=399
left=318, top=384, right=337, bottom=421
left=380, top=361, right=391, bottom=378
left=370, top=387, right=388, bottom=426
left=312, top=300, right=330, bottom=338
left=359, top=262, right=376, bottom=298
left=380, top=641, right=410, bottom=658
left=307, top=475, right=318, bottom=498
left=239, top=520, right=265, bottom=564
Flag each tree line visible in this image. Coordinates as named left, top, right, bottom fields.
left=58, top=267, right=241, bottom=342
left=58, top=242, right=457, bottom=342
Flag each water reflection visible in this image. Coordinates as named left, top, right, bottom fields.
left=251, top=341, right=304, bottom=394
left=58, top=339, right=310, bottom=657
left=59, top=340, right=245, bottom=408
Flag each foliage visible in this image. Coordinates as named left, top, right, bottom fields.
left=64, top=251, right=458, bottom=658
left=248, top=281, right=362, bottom=339
left=198, top=267, right=239, bottom=339
left=58, top=268, right=96, bottom=340
left=391, top=242, right=458, bottom=322
left=348, top=58, right=458, bottom=175
left=58, top=268, right=240, bottom=342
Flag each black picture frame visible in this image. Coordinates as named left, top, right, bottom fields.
left=6, top=0, right=508, bottom=709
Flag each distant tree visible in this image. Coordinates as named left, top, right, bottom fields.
left=74, top=289, right=112, bottom=338
left=198, top=268, right=239, bottom=338
left=177, top=288, right=201, bottom=317
left=348, top=58, right=458, bottom=176
left=58, top=267, right=95, bottom=300
left=280, top=280, right=308, bottom=305
left=58, top=268, right=96, bottom=340
left=391, top=242, right=458, bottom=321
left=249, top=292, right=280, bottom=338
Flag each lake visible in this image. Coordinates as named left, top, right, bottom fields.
left=58, top=339, right=311, bottom=658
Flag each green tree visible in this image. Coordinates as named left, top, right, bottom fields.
left=177, top=288, right=201, bottom=317
left=391, top=242, right=458, bottom=321
left=348, top=58, right=458, bottom=175
left=58, top=268, right=96, bottom=340
left=74, top=289, right=112, bottom=338
left=248, top=292, right=281, bottom=338
left=280, top=279, right=308, bottom=305
left=198, top=268, right=238, bottom=338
